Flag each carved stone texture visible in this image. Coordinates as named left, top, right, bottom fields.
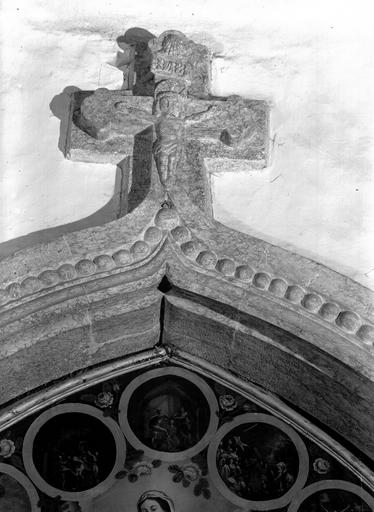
left=68, top=86, right=268, bottom=215
left=65, top=30, right=269, bottom=211
left=184, top=95, right=268, bottom=162
left=149, top=30, right=211, bottom=98
left=77, top=89, right=154, bottom=141
left=69, top=90, right=154, bottom=163
left=166, top=93, right=268, bottom=211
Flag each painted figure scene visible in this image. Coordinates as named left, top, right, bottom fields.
left=127, top=376, right=210, bottom=452
left=32, top=413, right=116, bottom=492
left=217, top=422, right=298, bottom=500
left=0, top=472, right=31, bottom=512
left=299, top=489, right=373, bottom=512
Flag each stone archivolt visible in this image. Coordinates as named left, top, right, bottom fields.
left=0, top=29, right=374, bottom=480
left=0, top=202, right=373, bottom=345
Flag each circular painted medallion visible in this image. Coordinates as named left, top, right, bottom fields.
left=119, top=367, right=219, bottom=461
left=0, top=462, right=40, bottom=511
left=208, top=413, right=309, bottom=510
left=22, top=403, right=126, bottom=501
left=288, top=480, right=374, bottom=512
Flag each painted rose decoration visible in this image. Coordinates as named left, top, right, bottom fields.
left=95, top=391, right=114, bottom=409
left=313, top=457, right=331, bottom=474
left=132, top=461, right=153, bottom=476
left=219, top=394, right=237, bottom=411
left=0, top=438, right=15, bottom=458
left=168, top=459, right=211, bottom=499
left=181, top=462, right=201, bottom=482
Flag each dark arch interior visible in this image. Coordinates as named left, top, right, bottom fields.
left=33, top=412, right=116, bottom=492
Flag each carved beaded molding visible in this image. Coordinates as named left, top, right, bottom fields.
left=0, top=205, right=373, bottom=347
left=1, top=28, right=373, bottom=350
left=0, top=207, right=171, bottom=306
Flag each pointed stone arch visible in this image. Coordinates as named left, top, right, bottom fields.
left=0, top=27, right=373, bottom=510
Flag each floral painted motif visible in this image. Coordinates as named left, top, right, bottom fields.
left=181, top=462, right=201, bottom=482
left=0, top=439, right=15, bottom=458
left=95, top=391, right=114, bottom=409
left=219, top=395, right=237, bottom=412
left=116, top=458, right=161, bottom=483
left=0, top=434, right=24, bottom=471
left=313, top=457, right=331, bottom=475
left=132, top=461, right=153, bottom=476
left=168, top=454, right=211, bottom=499
left=116, top=442, right=161, bottom=483
left=214, top=383, right=261, bottom=424
left=80, top=380, right=120, bottom=418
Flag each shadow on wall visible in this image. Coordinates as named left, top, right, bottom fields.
left=116, top=27, right=155, bottom=96
left=0, top=28, right=159, bottom=261
left=0, top=163, right=127, bottom=260
left=50, top=85, right=82, bottom=156
left=0, top=71, right=157, bottom=261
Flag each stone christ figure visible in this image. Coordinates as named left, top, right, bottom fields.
left=152, top=79, right=213, bottom=187
left=67, top=30, right=269, bottom=206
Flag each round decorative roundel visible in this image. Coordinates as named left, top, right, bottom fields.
left=22, top=403, right=126, bottom=502
left=0, top=463, right=40, bottom=512
left=118, top=366, right=219, bottom=461
left=207, top=413, right=309, bottom=510
left=288, top=480, right=374, bottom=512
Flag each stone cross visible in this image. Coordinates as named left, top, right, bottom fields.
left=65, top=30, right=269, bottom=215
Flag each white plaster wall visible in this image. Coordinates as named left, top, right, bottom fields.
left=0, top=0, right=373, bottom=288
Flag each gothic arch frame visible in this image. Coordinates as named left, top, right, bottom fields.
left=0, top=28, right=373, bottom=505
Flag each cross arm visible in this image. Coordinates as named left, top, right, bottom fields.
left=185, top=95, right=269, bottom=166
left=169, top=95, right=269, bottom=214
left=66, top=88, right=155, bottom=165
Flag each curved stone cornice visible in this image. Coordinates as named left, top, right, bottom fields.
left=0, top=178, right=373, bottom=351
left=0, top=181, right=374, bottom=461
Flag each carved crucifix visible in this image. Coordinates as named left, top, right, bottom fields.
left=65, top=30, right=269, bottom=214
